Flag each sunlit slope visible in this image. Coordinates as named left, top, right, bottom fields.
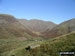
left=6, top=31, right=75, bottom=56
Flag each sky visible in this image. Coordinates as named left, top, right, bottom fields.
left=0, top=0, right=75, bottom=24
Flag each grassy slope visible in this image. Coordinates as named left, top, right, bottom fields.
left=0, top=14, right=38, bottom=39
left=0, top=37, right=45, bottom=56
left=4, top=32, right=75, bottom=56
left=44, top=19, right=75, bottom=38
left=18, top=19, right=56, bottom=33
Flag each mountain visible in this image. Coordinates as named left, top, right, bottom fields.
left=18, top=19, right=57, bottom=35
left=0, top=14, right=75, bottom=56
left=43, top=19, right=75, bottom=38
left=0, top=14, right=37, bottom=39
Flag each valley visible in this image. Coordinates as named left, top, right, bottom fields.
left=0, top=14, right=75, bottom=56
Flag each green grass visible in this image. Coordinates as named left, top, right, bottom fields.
left=2, top=32, right=75, bottom=56
left=0, top=37, right=45, bottom=56
left=0, top=32, right=75, bottom=56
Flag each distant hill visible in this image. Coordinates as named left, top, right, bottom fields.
left=0, top=14, right=38, bottom=39
left=0, top=14, right=75, bottom=39
left=18, top=19, right=57, bottom=34
left=43, top=19, right=75, bottom=38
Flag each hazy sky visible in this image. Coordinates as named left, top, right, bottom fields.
left=0, top=0, right=75, bottom=24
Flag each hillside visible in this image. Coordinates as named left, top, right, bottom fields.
left=0, top=14, right=38, bottom=39
left=18, top=19, right=57, bottom=33
left=43, top=19, right=75, bottom=38
left=0, top=14, right=75, bottom=56
left=3, top=31, right=75, bottom=56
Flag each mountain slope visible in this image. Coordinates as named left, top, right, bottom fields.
left=18, top=19, right=57, bottom=33
left=0, top=14, right=37, bottom=39
left=43, top=19, right=75, bottom=38
left=4, top=31, right=75, bottom=56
